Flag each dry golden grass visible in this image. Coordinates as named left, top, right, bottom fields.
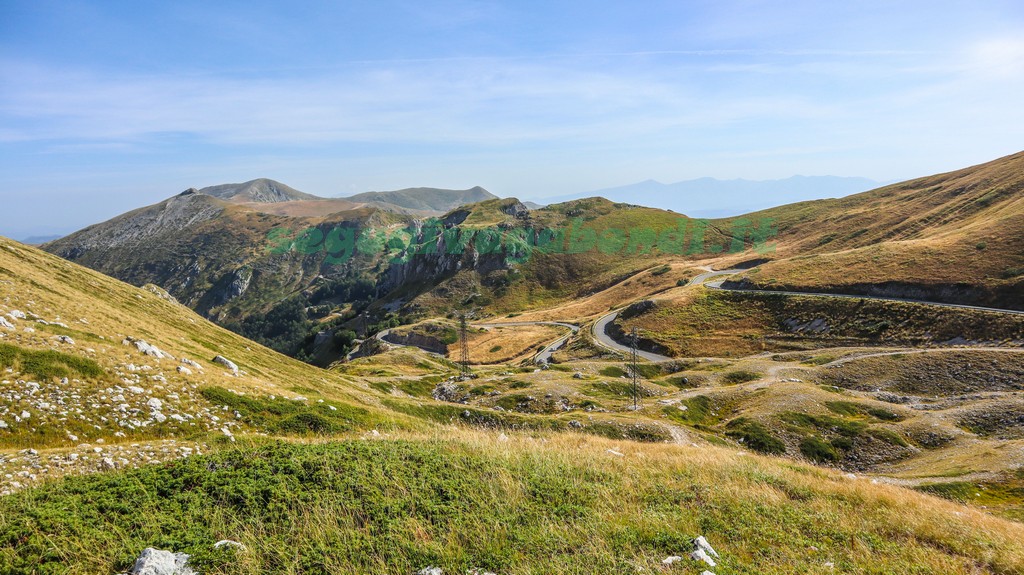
left=459, top=324, right=564, bottom=364
left=716, top=150, right=1024, bottom=305
left=507, top=262, right=702, bottom=323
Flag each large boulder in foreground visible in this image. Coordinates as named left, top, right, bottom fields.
left=123, top=547, right=195, bottom=575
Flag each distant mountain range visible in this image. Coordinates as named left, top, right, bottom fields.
left=535, top=175, right=880, bottom=217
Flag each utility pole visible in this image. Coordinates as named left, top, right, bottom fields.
left=630, top=326, right=640, bottom=411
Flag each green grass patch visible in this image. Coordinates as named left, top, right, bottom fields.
left=799, top=436, right=839, bottom=463
left=664, top=375, right=700, bottom=389
left=867, top=428, right=910, bottom=448
left=721, top=370, right=760, bottom=384
left=781, top=412, right=867, bottom=438
left=0, top=342, right=104, bottom=380
left=631, top=363, right=663, bottom=379
left=583, top=421, right=671, bottom=442
left=398, top=379, right=437, bottom=398
left=663, top=396, right=714, bottom=427
left=725, top=418, right=785, bottom=455
left=825, top=401, right=903, bottom=422
left=599, top=365, right=626, bottom=378
left=200, top=387, right=374, bottom=435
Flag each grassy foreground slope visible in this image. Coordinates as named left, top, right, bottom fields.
left=3, top=433, right=1024, bottom=575
left=0, top=236, right=400, bottom=452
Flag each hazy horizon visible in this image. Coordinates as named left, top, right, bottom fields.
left=2, top=1, right=1022, bottom=238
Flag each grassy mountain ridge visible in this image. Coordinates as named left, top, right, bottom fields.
left=717, top=150, right=1024, bottom=308
left=199, top=178, right=321, bottom=203
left=344, top=185, right=498, bottom=212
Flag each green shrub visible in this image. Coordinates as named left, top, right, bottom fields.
left=0, top=342, right=104, bottom=380
left=599, top=366, right=626, bottom=378
left=725, top=418, right=785, bottom=455
left=800, top=437, right=838, bottom=463
left=721, top=370, right=760, bottom=384
left=200, top=387, right=372, bottom=435
left=631, top=363, right=662, bottom=379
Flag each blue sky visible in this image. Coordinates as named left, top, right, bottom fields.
left=1, top=0, right=1023, bottom=238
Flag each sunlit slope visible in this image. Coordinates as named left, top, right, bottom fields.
left=719, top=150, right=1024, bottom=308
left=0, top=236, right=395, bottom=447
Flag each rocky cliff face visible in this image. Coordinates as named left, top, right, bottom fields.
left=45, top=191, right=226, bottom=253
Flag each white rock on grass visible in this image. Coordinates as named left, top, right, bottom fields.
left=126, top=547, right=195, bottom=575
left=57, top=335, right=75, bottom=345
left=213, top=539, right=245, bottom=550
left=180, top=358, right=203, bottom=370
left=212, top=356, right=239, bottom=375
left=694, top=536, right=719, bottom=558
left=8, top=310, right=26, bottom=320
left=662, top=555, right=683, bottom=564
left=416, top=568, right=443, bottom=575
left=123, top=337, right=174, bottom=360
left=176, top=366, right=192, bottom=375
left=0, top=317, right=13, bottom=329
left=691, top=547, right=716, bottom=567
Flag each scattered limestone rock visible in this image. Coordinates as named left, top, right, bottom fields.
left=126, top=547, right=195, bottom=575
left=8, top=310, right=26, bottom=320
left=416, top=568, right=443, bottom=575
left=662, top=555, right=683, bottom=565
left=176, top=366, right=192, bottom=375
left=123, top=337, right=174, bottom=360
left=57, top=335, right=75, bottom=345
left=180, top=358, right=202, bottom=370
left=213, top=539, right=245, bottom=550
left=694, top=536, right=719, bottom=558
left=0, top=317, right=13, bottom=329
left=691, top=548, right=716, bottom=567
left=212, top=355, right=239, bottom=375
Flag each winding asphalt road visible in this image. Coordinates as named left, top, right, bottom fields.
left=590, top=266, right=1023, bottom=362
left=361, top=267, right=1022, bottom=364
left=362, top=321, right=580, bottom=365
left=473, top=321, right=580, bottom=364
left=705, top=278, right=1024, bottom=316
left=589, top=267, right=746, bottom=362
